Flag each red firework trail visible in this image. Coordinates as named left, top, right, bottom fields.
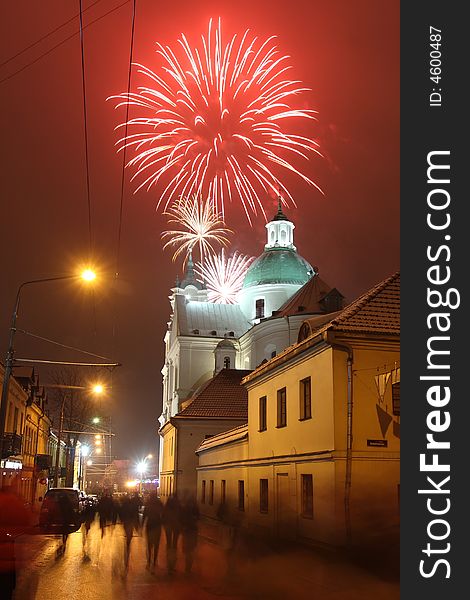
left=110, top=18, right=323, bottom=223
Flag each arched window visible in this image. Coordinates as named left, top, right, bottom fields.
left=255, top=298, right=265, bottom=319
left=224, top=356, right=231, bottom=369
left=280, top=229, right=287, bottom=243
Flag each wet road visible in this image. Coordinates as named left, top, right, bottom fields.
left=13, top=518, right=399, bottom=600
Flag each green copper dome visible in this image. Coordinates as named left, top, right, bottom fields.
left=243, top=247, right=314, bottom=288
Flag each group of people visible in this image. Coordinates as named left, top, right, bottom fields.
left=81, top=490, right=200, bottom=575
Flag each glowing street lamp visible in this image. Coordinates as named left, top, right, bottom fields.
left=0, top=269, right=97, bottom=459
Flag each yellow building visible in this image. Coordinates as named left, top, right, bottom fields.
left=196, top=273, right=400, bottom=550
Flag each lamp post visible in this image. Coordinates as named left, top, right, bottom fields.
left=0, top=271, right=96, bottom=458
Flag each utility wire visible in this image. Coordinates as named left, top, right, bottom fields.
left=16, top=328, right=114, bottom=361
left=115, top=0, right=136, bottom=280
left=79, top=0, right=93, bottom=258
left=0, top=0, right=130, bottom=86
left=0, top=0, right=104, bottom=68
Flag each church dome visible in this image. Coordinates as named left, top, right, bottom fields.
left=243, top=247, right=314, bottom=288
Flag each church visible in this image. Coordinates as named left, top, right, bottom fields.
left=157, top=201, right=344, bottom=497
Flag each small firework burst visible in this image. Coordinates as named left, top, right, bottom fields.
left=194, top=249, right=255, bottom=304
left=161, top=194, right=232, bottom=263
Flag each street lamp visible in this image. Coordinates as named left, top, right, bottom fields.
left=136, top=454, right=153, bottom=495
left=0, top=270, right=97, bottom=458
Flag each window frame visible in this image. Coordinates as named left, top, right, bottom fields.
left=276, top=387, right=287, bottom=428
left=238, top=480, right=245, bottom=511
left=301, top=474, right=314, bottom=519
left=201, top=480, right=206, bottom=504
left=259, top=395, right=267, bottom=432
left=259, top=478, right=268, bottom=513
left=299, top=376, right=312, bottom=421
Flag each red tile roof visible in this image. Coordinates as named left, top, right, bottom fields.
left=243, top=272, right=400, bottom=385
left=305, top=271, right=400, bottom=337
left=177, top=369, right=252, bottom=419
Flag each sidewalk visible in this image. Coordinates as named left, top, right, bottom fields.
left=195, top=517, right=399, bottom=599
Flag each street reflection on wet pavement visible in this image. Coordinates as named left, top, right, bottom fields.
left=13, top=518, right=399, bottom=600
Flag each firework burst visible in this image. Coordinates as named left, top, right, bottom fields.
left=194, top=249, right=255, bottom=304
left=111, top=18, right=322, bottom=223
left=161, top=194, right=232, bottom=263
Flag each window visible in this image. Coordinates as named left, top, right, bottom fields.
left=238, top=480, right=245, bottom=511
left=201, top=480, right=206, bottom=504
left=209, top=480, right=214, bottom=505
left=277, top=387, right=287, bottom=428
left=299, top=377, right=312, bottom=420
left=224, top=356, right=231, bottom=369
left=301, top=474, right=313, bottom=518
left=392, top=382, right=400, bottom=416
left=255, top=298, right=265, bottom=319
left=13, top=407, right=19, bottom=433
left=259, top=396, right=267, bottom=431
left=221, top=480, right=226, bottom=504
left=260, top=479, right=268, bottom=513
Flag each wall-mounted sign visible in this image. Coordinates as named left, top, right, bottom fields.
left=367, top=439, right=388, bottom=448
left=1, top=459, right=23, bottom=470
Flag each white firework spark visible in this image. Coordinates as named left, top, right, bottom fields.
left=194, top=249, right=255, bottom=304
left=161, top=194, right=232, bottom=263
left=110, top=18, right=323, bottom=223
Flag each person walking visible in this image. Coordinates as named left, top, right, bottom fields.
left=163, top=493, right=181, bottom=574
left=0, top=485, right=30, bottom=600
left=143, top=493, right=163, bottom=572
left=180, top=491, right=199, bottom=575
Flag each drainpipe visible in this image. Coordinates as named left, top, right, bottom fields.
left=323, top=331, right=353, bottom=545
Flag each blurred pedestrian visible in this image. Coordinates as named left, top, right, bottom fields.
left=143, top=493, right=163, bottom=572
left=163, top=493, right=181, bottom=574
left=0, top=484, right=30, bottom=600
left=97, top=493, right=114, bottom=537
left=56, top=491, right=75, bottom=556
left=180, top=490, right=199, bottom=574
left=120, top=494, right=140, bottom=572
left=81, top=499, right=96, bottom=560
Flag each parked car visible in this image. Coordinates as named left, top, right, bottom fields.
left=39, top=487, right=83, bottom=533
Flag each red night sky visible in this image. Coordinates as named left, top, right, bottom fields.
left=0, top=0, right=399, bottom=459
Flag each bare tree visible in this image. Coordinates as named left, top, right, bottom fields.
left=48, top=369, right=97, bottom=486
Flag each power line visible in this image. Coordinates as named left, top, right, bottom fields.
left=0, top=0, right=105, bottom=68
left=115, top=0, right=137, bottom=280
left=16, top=327, right=114, bottom=361
left=0, top=0, right=130, bottom=86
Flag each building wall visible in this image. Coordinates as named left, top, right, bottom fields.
left=247, top=347, right=335, bottom=459
left=195, top=336, right=400, bottom=548
left=238, top=282, right=302, bottom=323
left=175, top=419, right=246, bottom=498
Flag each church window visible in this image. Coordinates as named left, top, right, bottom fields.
left=299, top=377, right=312, bottom=420
left=271, top=350, right=277, bottom=358
left=277, top=387, right=287, bottom=428
left=301, top=474, right=314, bottom=518
left=259, top=396, right=267, bottom=431
left=280, top=229, right=287, bottom=243
left=229, top=331, right=234, bottom=337
left=255, top=299, right=265, bottom=319
left=260, top=479, right=268, bottom=513
left=224, top=356, right=231, bottom=369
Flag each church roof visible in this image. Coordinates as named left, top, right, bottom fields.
left=272, top=273, right=344, bottom=317
left=177, top=369, right=252, bottom=419
left=175, top=295, right=250, bottom=337
left=304, top=271, right=400, bottom=338
left=242, top=248, right=314, bottom=288
left=243, top=272, right=400, bottom=385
